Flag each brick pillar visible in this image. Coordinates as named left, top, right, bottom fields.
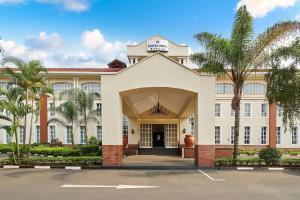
left=40, top=95, right=48, bottom=143
left=102, top=145, right=123, bottom=166
left=269, top=101, right=277, bottom=148
left=194, top=145, right=215, bottom=167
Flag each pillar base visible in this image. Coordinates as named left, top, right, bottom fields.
left=194, top=145, right=215, bottom=167
left=102, top=145, right=123, bottom=166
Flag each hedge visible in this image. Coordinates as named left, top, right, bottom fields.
left=29, top=145, right=101, bottom=157
left=0, top=156, right=101, bottom=166
left=288, top=151, right=300, bottom=156
left=0, top=144, right=13, bottom=153
left=216, top=157, right=300, bottom=166
left=238, top=149, right=259, bottom=156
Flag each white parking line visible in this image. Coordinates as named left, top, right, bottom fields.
left=198, top=170, right=225, bottom=181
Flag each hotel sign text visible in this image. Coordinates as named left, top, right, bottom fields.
left=147, top=40, right=168, bottom=52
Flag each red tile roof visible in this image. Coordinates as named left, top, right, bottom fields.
left=0, top=67, right=124, bottom=73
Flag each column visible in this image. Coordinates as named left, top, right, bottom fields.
left=269, top=101, right=277, bottom=148
left=194, top=94, right=215, bottom=167
left=40, top=95, right=48, bottom=143
left=102, top=91, right=123, bottom=166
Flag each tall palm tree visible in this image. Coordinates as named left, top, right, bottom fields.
left=0, top=86, right=30, bottom=164
left=48, top=101, right=78, bottom=146
left=191, top=6, right=300, bottom=162
left=265, top=38, right=300, bottom=129
left=1, top=57, right=48, bottom=145
left=59, top=89, right=99, bottom=144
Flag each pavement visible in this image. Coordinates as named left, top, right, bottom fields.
left=0, top=168, right=300, bottom=200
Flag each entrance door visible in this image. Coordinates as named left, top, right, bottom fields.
left=152, top=124, right=164, bottom=147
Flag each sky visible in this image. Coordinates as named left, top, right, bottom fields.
left=0, top=0, right=299, bottom=68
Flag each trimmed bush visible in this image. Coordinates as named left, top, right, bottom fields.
left=0, top=156, right=101, bottom=166
left=0, top=144, right=13, bottom=153
left=280, top=158, right=300, bottom=166
left=259, top=147, right=282, bottom=166
left=30, top=146, right=81, bottom=157
left=288, top=151, right=300, bottom=156
left=76, top=145, right=101, bottom=156
left=238, top=149, right=258, bottom=156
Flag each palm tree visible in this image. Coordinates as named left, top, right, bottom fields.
left=0, top=86, right=30, bottom=164
left=265, top=38, right=300, bottom=129
left=59, top=89, right=99, bottom=144
left=48, top=101, right=78, bottom=146
left=1, top=57, right=48, bottom=145
left=191, top=6, right=300, bottom=162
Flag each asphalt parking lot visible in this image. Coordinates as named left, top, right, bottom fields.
left=0, top=168, right=300, bottom=200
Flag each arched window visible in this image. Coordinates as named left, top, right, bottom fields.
left=243, top=83, right=265, bottom=95
left=52, top=83, right=73, bottom=93
left=81, top=83, right=101, bottom=93
left=215, top=83, right=234, bottom=94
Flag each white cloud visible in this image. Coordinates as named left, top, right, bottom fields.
left=296, top=14, right=300, bottom=21
left=237, top=0, right=297, bottom=18
left=0, top=30, right=134, bottom=68
left=25, top=32, right=64, bottom=50
left=37, top=0, right=90, bottom=12
left=0, top=0, right=91, bottom=12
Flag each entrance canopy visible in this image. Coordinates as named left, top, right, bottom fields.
left=121, top=87, right=196, bottom=118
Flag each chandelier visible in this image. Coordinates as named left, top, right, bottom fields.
left=148, top=93, right=169, bottom=115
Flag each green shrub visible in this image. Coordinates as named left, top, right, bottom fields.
left=30, top=146, right=80, bottom=157
left=288, top=151, right=300, bottom=156
left=0, top=144, right=13, bottom=153
left=76, top=145, right=101, bottom=156
left=280, top=158, right=300, bottom=166
left=238, top=149, right=258, bottom=155
left=88, top=136, right=101, bottom=145
left=0, top=156, right=101, bottom=166
left=259, top=147, right=282, bottom=165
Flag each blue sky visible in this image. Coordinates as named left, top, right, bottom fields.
left=0, top=0, right=299, bottom=67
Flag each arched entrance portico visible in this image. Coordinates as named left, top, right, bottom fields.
left=101, top=53, right=215, bottom=167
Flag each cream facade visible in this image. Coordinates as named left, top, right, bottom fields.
left=0, top=35, right=300, bottom=167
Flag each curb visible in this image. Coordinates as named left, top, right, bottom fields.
left=65, top=166, right=81, bottom=170
left=3, top=165, right=20, bottom=169
left=268, top=167, right=284, bottom=171
left=34, top=166, right=51, bottom=169
left=236, top=167, right=254, bottom=170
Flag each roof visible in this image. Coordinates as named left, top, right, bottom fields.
left=0, top=67, right=124, bottom=73
left=107, top=59, right=127, bottom=68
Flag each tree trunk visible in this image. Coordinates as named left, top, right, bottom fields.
left=23, top=90, right=28, bottom=145
left=232, top=85, right=242, bottom=165
left=84, top=115, right=88, bottom=144
left=71, top=122, right=75, bottom=146
left=29, top=99, right=34, bottom=145
left=14, top=126, right=20, bottom=165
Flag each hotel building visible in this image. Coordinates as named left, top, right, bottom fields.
left=0, top=35, right=299, bottom=167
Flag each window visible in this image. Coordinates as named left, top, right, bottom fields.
left=96, top=126, right=102, bottom=140
left=123, top=115, right=128, bottom=137
left=81, top=83, right=101, bottom=94
left=215, top=103, right=221, bottom=117
left=261, top=103, right=268, bottom=117
left=243, top=83, right=265, bottom=95
left=244, top=103, right=251, bottom=117
left=49, top=102, right=55, bottom=116
left=96, top=103, right=102, bottom=116
left=0, top=82, right=8, bottom=93
left=244, top=126, right=251, bottom=144
left=230, top=126, right=234, bottom=144
left=80, top=126, right=86, bottom=144
left=35, top=102, right=39, bottom=112
left=276, top=127, right=281, bottom=145
left=215, top=84, right=234, bottom=94
left=215, top=126, right=221, bottom=144
left=261, top=127, right=267, bottom=144
left=292, top=127, right=298, bottom=145
left=6, top=133, right=11, bottom=144
left=189, top=114, right=195, bottom=134
left=52, top=83, right=73, bottom=93
left=277, top=105, right=283, bottom=117
left=49, top=126, right=56, bottom=141
left=36, top=126, right=40, bottom=143
left=66, top=126, right=72, bottom=144
left=19, top=126, right=24, bottom=144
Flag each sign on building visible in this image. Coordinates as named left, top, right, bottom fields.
left=147, top=40, right=168, bottom=52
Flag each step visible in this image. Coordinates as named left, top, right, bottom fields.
left=138, top=148, right=179, bottom=155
